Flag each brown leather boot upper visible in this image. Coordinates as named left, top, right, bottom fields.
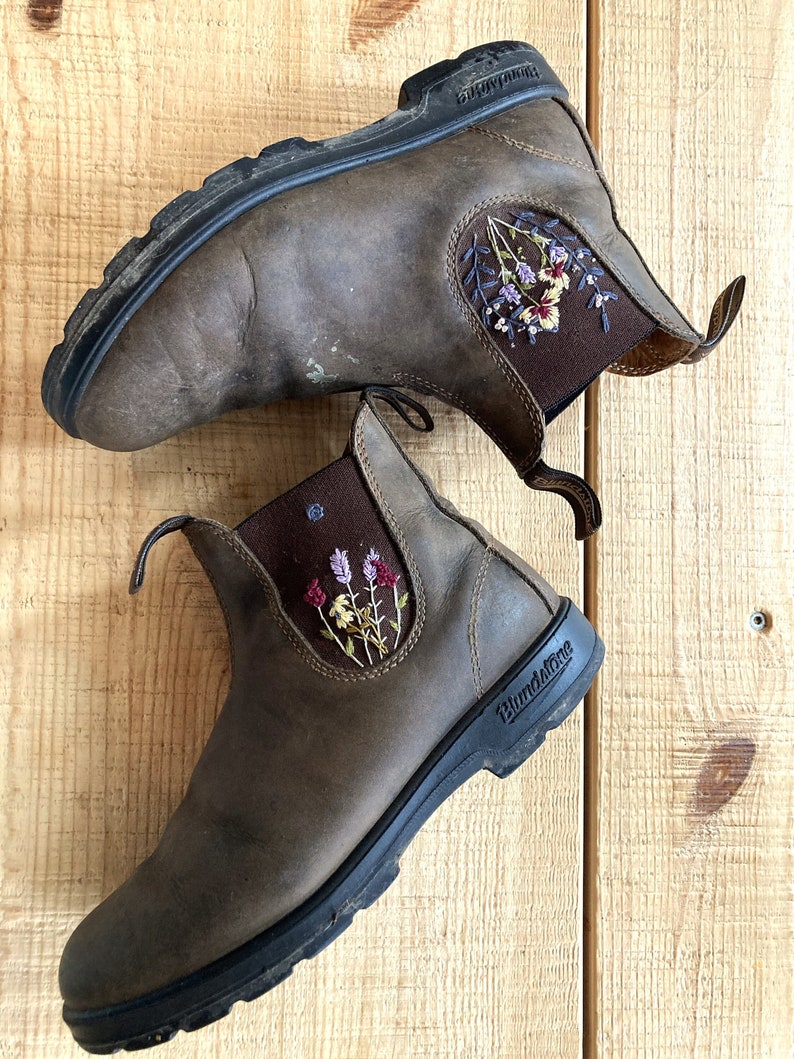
left=45, top=45, right=743, bottom=537
left=59, top=395, right=565, bottom=1012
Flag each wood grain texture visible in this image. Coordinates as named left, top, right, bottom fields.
left=0, top=3, right=586, bottom=1057
left=592, top=3, right=794, bottom=1056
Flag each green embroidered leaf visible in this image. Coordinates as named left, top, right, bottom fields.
left=397, top=593, right=409, bottom=610
left=389, top=620, right=399, bottom=632
left=320, top=629, right=335, bottom=641
left=345, top=637, right=355, bottom=657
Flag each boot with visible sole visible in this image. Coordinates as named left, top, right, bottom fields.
left=41, top=40, right=744, bottom=539
left=59, top=388, right=604, bottom=1052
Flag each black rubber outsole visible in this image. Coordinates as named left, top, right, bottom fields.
left=41, top=40, right=567, bottom=439
left=64, top=598, right=603, bottom=1053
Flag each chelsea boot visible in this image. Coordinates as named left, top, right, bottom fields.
left=41, top=41, right=744, bottom=539
left=59, top=388, right=603, bottom=1051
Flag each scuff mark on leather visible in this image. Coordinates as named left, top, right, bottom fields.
left=306, top=358, right=338, bottom=384
left=690, top=737, right=756, bottom=821
left=27, top=0, right=62, bottom=30
left=347, top=0, right=420, bottom=49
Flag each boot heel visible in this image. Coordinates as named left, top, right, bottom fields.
left=478, top=599, right=603, bottom=779
left=397, top=40, right=568, bottom=117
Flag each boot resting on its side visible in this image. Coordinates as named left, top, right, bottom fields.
left=41, top=41, right=744, bottom=538
left=59, top=389, right=604, bottom=1052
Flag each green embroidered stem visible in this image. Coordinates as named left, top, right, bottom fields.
left=319, top=608, right=363, bottom=668
left=368, top=581, right=384, bottom=647
left=487, top=217, right=522, bottom=280
left=347, top=586, right=372, bottom=664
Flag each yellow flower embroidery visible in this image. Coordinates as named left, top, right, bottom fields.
left=329, top=595, right=355, bottom=629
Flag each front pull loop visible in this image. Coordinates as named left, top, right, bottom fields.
left=361, top=386, right=435, bottom=433
left=522, top=460, right=602, bottom=540
left=129, top=515, right=193, bottom=595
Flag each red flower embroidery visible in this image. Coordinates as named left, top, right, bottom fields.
left=303, top=578, right=327, bottom=608
left=374, top=560, right=399, bottom=589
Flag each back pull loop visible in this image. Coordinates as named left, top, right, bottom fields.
left=522, top=460, right=602, bottom=540
left=361, top=386, right=435, bottom=433
left=129, top=515, right=193, bottom=595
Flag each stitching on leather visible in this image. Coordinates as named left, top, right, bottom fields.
left=551, top=97, right=703, bottom=340
left=488, top=547, right=555, bottom=616
left=470, top=124, right=600, bottom=173
left=607, top=336, right=692, bottom=376
left=446, top=203, right=546, bottom=469
left=454, top=189, right=692, bottom=338
left=467, top=547, right=492, bottom=698
left=192, top=520, right=399, bottom=683
left=186, top=528, right=237, bottom=676
left=391, top=372, right=519, bottom=464
left=529, top=467, right=596, bottom=518
left=365, top=430, right=556, bottom=620
left=353, top=406, right=427, bottom=664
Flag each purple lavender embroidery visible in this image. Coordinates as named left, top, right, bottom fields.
left=306, top=545, right=410, bottom=666
left=362, top=548, right=379, bottom=582
left=461, top=211, right=619, bottom=342
left=499, top=283, right=521, bottom=305
left=516, top=262, right=536, bottom=285
left=330, top=548, right=351, bottom=585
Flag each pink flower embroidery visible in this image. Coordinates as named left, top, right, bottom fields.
left=374, top=560, right=399, bottom=589
left=305, top=546, right=409, bottom=666
left=461, top=211, right=618, bottom=345
left=533, top=291, right=560, bottom=331
left=303, top=578, right=326, bottom=608
left=539, top=256, right=570, bottom=290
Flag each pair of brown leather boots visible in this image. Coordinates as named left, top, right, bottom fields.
left=46, top=42, right=743, bottom=1052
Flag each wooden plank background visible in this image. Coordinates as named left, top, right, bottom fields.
left=0, top=1, right=790, bottom=1056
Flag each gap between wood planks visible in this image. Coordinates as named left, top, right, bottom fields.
left=582, top=0, right=601, bottom=1056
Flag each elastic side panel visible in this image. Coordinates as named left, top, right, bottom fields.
left=236, top=455, right=414, bottom=673
left=454, top=205, right=656, bottom=420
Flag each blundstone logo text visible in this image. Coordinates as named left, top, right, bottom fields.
left=456, top=64, right=540, bottom=105
left=496, top=641, right=573, bottom=724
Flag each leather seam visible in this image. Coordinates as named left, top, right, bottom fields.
left=467, top=546, right=492, bottom=699
left=186, top=530, right=237, bottom=676
left=192, top=522, right=404, bottom=683
left=606, top=336, right=689, bottom=376
left=353, top=406, right=427, bottom=666
left=529, top=464, right=600, bottom=518
left=390, top=372, right=519, bottom=464
left=469, top=124, right=600, bottom=173
left=446, top=201, right=546, bottom=469
left=551, top=97, right=704, bottom=341
left=454, top=189, right=694, bottom=339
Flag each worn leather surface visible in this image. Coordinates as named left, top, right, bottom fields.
left=59, top=400, right=560, bottom=1009
left=74, top=97, right=702, bottom=461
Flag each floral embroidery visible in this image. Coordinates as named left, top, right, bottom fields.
left=461, top=211, right=618, bottom=345
left=304, top=546, right=410, bottom=668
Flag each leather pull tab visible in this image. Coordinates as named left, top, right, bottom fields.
left=522, top=460, right=602, bottom=540
left=686, top=275, right=746, bottom=362
left=129, top=515, right=193, bottom=595
left=361, top=386, right=435, bottom=433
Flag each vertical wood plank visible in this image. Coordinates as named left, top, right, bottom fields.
left=0, top=4, right=587, bottom=1057
left=593, top=3, right=794, bottom=1055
